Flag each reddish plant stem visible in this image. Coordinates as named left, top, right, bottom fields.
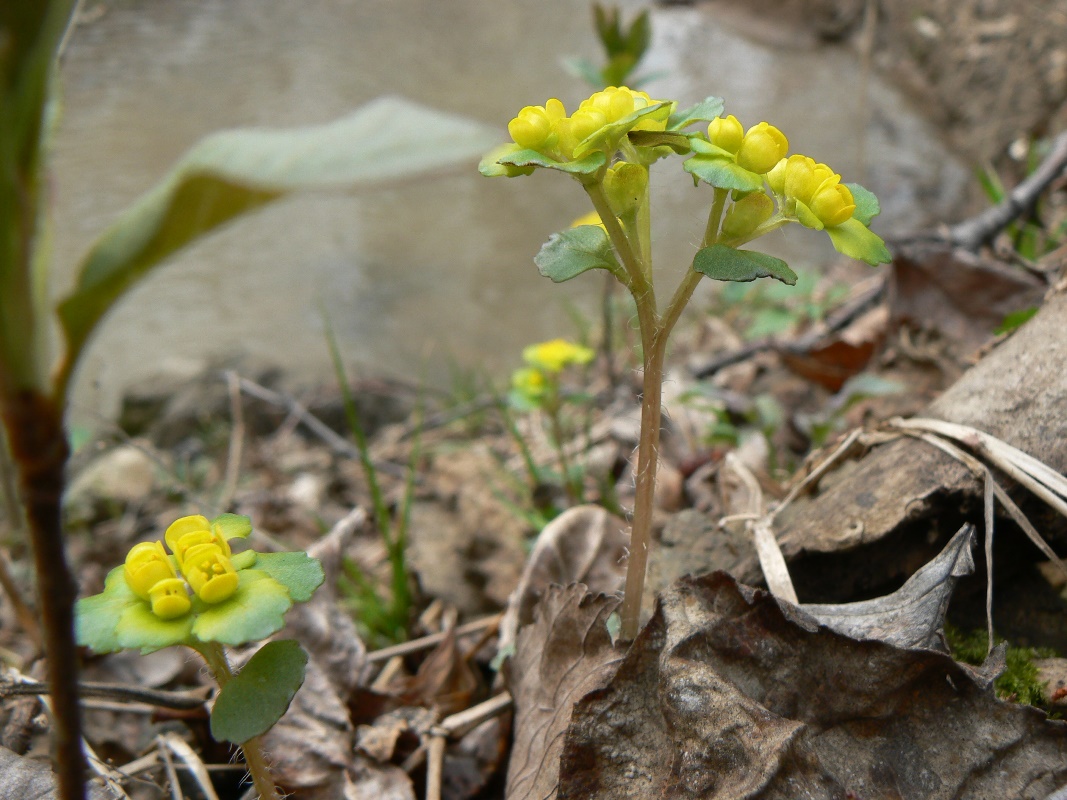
left=1, top=390, right=84, bottom=799
left=618, top=333, right=666, bottom=641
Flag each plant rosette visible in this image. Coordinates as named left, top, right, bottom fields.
left=76, top=513, right=325, bottom=655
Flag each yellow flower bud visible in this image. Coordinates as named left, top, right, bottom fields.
left=570, top=210, right=607, bottom=230
left=736, top=122, right=789, bottom=174
left=582, top=86, right=635, bottom=122
left=603, top=163, right=648, bottom=217
left=164, top=515, right=211, bottom=555
left=182, top=543, right=239, bottom=604
left=707, top=115, right=744, bottom=154
left=508, top=103, right=563, bottom=152
left=721, top=192, right=775, bottom=240
left=522, top=339, right=595, bottom=373
left=809, top=181, right=856, bottom=228
left=147, top=578, right=192, bottom=620
left=766, top=158, right=788, bottom=195
left=783, top=155, right=836, bottom=206
left=556, top=108, right=608, bottom=159
left=124, top=541, right=178, bottom=601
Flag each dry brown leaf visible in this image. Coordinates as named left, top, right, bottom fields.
left=505, top=584, right=624, bottom=800
left=553, top=573, right=1067, bottom=799
left=0, top=747, right=111, bottom=800
left=889, top=247, right=1045, bottom=357
left=394, top=628, right=482, bottom=717
left=344, top=754, right=417, bottom=800
left=499, top=505, right=628, bottom=655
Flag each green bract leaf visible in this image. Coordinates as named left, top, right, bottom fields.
left=826, top=218, right=893, bottom=266
left=479, top=143, right=536, bottom=178
left=75, top=566, right=140, bottom=654
left=56, top=97, right=498, bottom=383
left=210, top=640, right=308, bottom=744
left=572, top=101, right=673, bottom=159
left=498, top=148, right=607, bottom=176
left=231, top=550, right=258, bottom=570
left=684, top=156, right=765, bottom=193
left=254, top=551, right=325, bottom=603
left=212, top=513, right=252, bottom=540
left=116, top=603, right=195, bottom=654
left=534, top=226, right=624, bottom=283
left=693, top=244, right=798, bottom=285
left=844, top=182, right=881, bottom=226
left=626, top=130, right=692, bottom=155
left=192, top=570, right=292, bottom=645
left=667, top=96, right=726, bottom=131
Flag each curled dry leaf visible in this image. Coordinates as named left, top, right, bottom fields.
left=802, top=522, right=975, bottom=650
left=505, top=584, right=624, bottom=800
left=550, top=572, right=1067, bottom=800
left=499, top=505, right=628, bottom=655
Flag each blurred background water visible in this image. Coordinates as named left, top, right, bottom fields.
left=51, top=0, right=971, bottom=427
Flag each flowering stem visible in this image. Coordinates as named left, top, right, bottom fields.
left=546, top=387, right=580, bottom=505
left=613, top=188, right=732, bottom=640
left=196, top=642, right=280, bottom=799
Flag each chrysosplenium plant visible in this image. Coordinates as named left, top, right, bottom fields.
left=76, top=513, right=324, bottom=798
left=482, top=87, right=890, bottom=640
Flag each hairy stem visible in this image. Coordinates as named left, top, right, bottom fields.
left=0, top=392, right=83, bottom=799
left=197, top=642, right=280, bottom=799
left=618, top=329, right=667, bottom=640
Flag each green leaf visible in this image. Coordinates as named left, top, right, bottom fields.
left=534, top=226, right=624, bottom=283
left=116, top=603, right=195, bottom=654
left=75, top=566, right=140, bottom=654
left=684, top=156, right=765, bottom=193
left=210, top=640, right=308, bottom=744
left=498, top=148, right=606, bottom=176
left=844, top=183, right=881, bottom=226
left=826, top=218, right=893, bottom=266
left=231, top=550, right=258, bottom=570
left=55, top=97, right=499, bottom=385
left=626, top=130, right=692, bottom=155
left=693, top=244, right=798, bottom=285
left=479, top=143, right=536, bottom=178
left=994, top=306, right=1038, bottom=335
left=192, top=570, right=292, bottom=645
left=667, top=97, right=726, bottom=131
left=212, top=513, right=252, bottom=540
left=254, top=551, right=325, bottom=603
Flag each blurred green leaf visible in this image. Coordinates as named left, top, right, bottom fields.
left=667, top=97, right=726, bottom=131
left=56, top=98, right=498, bottom=390
left=994, top=306, right=1038, bottom=335
left=844, top=182, right=881, bottom=226
left=254, top=551, right=325, bottom=603
left=684, top=155, right=764, bottom=193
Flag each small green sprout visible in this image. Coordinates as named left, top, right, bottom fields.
left=483, top=86, right=890, bottom=639
left=76, top=513, right=324, bottom=798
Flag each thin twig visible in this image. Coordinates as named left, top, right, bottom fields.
left=1, top=679, right=208, bottom=710
left=948, top=129, right=1067, bottom=252
left=691, top=275, right=886, bottom=379
left=366, top=614, right=502, bottom=663
left=158, top=733, right=221, bottom=800
left=235, top=375, right=410, bottom=479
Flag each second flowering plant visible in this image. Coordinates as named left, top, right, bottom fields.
left=482, top=87, right=890, bottom=640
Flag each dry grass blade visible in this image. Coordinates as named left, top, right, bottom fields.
left=158, top=733, right=221, bottom=800
left=892, top=418, right=1067, bottom=516
left=723, top=454, right=798, bottom=603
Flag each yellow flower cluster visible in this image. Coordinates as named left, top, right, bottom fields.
left=707, top=115, right=789, bottom=174
left=124, top=515, right=241, bottom=619
left=523, top=338, right=595, bottom=373
left=768, top=154, right=857, bottom=229
left=508, top=86, right=669, bottom=160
